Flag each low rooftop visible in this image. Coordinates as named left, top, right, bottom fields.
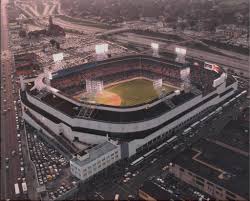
left=71, top=141, right=118, bottom=167
left=171, top=139, right=249, bottom=199
left=210, top=120, right=249, bottom=153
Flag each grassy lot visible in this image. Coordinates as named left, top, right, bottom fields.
left=96, top=78, right=175, bottom=106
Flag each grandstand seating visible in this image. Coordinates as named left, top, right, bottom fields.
left=28, top=88, right=173, bottom=122
left=51, top=56, right=184, bottom=96
left=25, top=55, right=227, bottom=123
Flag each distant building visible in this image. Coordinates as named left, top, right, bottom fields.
left=216, top=25, right=248, bottom=38
left=70, top=140, right=121, bottom=181
left=28, top=29, right=47, bottom=38
left=14, top=53, right=40, bottom=76
left=169, top=139, right=249, bottom=201
left=47, top=16, right=65, bottom=36
left=27, top=16, right=65, bottom=39
left=156, top=22, right=164, bottom=28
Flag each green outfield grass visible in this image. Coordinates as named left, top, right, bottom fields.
left=101, top=78, right=176, bottom=106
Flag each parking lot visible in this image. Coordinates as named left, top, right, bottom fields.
left=25, top=124, right=78, bottom=200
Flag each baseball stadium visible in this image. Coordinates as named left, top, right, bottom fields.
left=20, top=54, right=239, bottom=158
left=50, top=55, right=184, bottom=107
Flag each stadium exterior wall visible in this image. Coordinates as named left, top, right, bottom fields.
left=23, top=112, right=51, bottom=135
left=22, top=81, right=238, bottom=157
left=25, top=81, right=236, bottom=134
left=25, top=91, right=200, bottom=132
left=62, top=125, right=107, bottom=144
left=24, top=92, right=206, bottom=133
left=127, top=82, right=237, bottom=157
left=22, top=103, right=60, bottom=134
left=22, top=104, right=107, bottom=145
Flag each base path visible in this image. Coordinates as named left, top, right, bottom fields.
left=95, top=91, right=122, bottom=106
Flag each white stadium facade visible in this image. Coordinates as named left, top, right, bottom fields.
left=19, top=54, right=242, bottom=180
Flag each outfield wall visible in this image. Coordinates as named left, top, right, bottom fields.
left=127, top=82, right=237, bottom=156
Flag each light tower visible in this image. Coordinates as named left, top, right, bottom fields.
left=85, top=80, right=103, bottom=95
left=52, top=52, right=64, bottom=71
left=95, top=43, right=109, bottom=61
left=175, top=46, right=186, bottom=63
left=180, top=67, right=191, bottom=92
left=44, top=68, right=52, bottom=86
left=19, top=75, right=26, bottom=91
left=52, top=52, right=64, bottom=63
left=151, top=42, right=159, bottom=57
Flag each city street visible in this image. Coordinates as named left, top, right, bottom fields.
left=1, top=0, right=20, bottom=199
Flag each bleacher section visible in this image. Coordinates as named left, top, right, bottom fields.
left=190, top=65, right=220, bottom=95
left=165, top=99, right=176, bottom=109
left=41, top=93, right=80, bottom=116
left=77, top=105, right=96, bottom=119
